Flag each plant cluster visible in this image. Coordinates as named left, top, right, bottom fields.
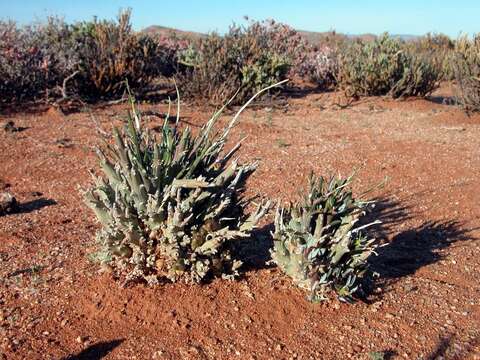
left=0, top=10, right=180, bottom=104
left=85, top=86, right=379, bottom=302
left=1, top=12, right=464, bottom=108
left=0, top=17, right=76, bottom=103
left=405, top=33, right=455, bottom=81
left=271, top=174, right=378, bottom=301
left=84, top=89, right=274, bottom=285
left=176, top=19, right=306, bottom=105
left=298, top=46, right=339, bottom=89
left=451, top=34, right=480, bottom=112
left=338, top=34, right=440, bottom=98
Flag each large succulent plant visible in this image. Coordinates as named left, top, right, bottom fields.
left=271, top=173, right=378, bottom=302
left=84, top=84, right=283, bottom=285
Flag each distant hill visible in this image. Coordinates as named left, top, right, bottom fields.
left=142, top=25, right=205, bottom=40
left=142, top=25, right=420, bottom=44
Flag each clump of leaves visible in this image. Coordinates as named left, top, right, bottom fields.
left=271, top=174, right=379, bottom=302
left=84, top=84, right=283, bottom=285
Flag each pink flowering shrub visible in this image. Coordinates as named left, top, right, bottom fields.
left=299, top=46, right=339, bottom=89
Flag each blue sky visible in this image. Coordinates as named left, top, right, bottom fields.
left=1, top=0, right=478, bottom=37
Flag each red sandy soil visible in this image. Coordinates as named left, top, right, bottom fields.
left=0, top=88, right=479, bottom=359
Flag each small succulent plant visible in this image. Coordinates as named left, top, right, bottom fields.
left=271, top=173, right=379, bottom=302
left=84, top=84, right=284, bottom=285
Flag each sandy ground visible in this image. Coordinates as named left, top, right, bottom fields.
left=0, top=88, right=479, bottom=359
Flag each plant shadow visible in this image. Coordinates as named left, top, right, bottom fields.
left=62, top=339, right=124, bottom=360
left=356, top=195, right=477, bottom=299
left=236, top=222, right=275, bottom=272
left=361, top=196, right=414, bottom=241
left=371, top=219, right=472, bottom=280
left=427, top=95, right=457, bottom=106
left=15, top=198, right=57, bottom=214
left=426, top=333, right=480, bottom=360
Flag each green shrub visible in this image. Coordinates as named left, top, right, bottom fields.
left=338, top=34, right=439, bottom=98
left=451, top=35, right=480, bottom=112
left=406, top=33, right=455, bottom=81
left=389, top=53, right=440, bottom=98
left=271, top=174, right=378, bottom=302
left=84, top=86, right=280, bottom=284
left=176, top=20, right=298, bottom=105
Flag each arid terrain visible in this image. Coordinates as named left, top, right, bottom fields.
left=0, top=86, right=479, bottom=359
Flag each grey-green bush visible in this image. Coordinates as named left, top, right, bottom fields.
left=271, top=174, right=378, bottom=302
left=338, top=34, right=439, bottom=98
left=84, top=88, right=277, bottom=285
left=451, top=34, right=480, bottom=112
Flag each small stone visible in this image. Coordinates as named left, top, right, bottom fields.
left=0, top=192, right=18, bottom=215
left=152, top=350, right=164, bottom=359
left=76, top=336, right=86, bottom=343
left=3, top=121, right=18, bottom=133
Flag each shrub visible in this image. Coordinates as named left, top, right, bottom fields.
left=338, top=34, right=439, bottom=98
left=298, top=46, right=339, bottom=89
left=0, top=10, right=177, bottom=104
left=451, top=34, right=480, bottom=112
left=406, top=33, right=455, bottom=81
left=176, top=20, right=302, bottom=105
left=389, top=53, right=440, bottom=98
left=0, top=19, right=72, bottom=103
left=150, top=34, right=190, bottom=77
left=83, top=86, right=279, bottom=285
left=271, top=174, right=378, bottom=302
left=71, top=10, right=163, bottom=100
left=244, top=19, right=309, bottom=78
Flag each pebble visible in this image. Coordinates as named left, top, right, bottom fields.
left=76, top=336, right=86, bottom=343
left=0, top=192, right=18, bottom=215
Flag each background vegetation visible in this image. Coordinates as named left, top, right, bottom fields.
left=1, top=9, right=479, bottom=111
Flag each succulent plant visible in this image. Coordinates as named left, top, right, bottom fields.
left=84, top=84, right=283, bottom=285
left=271, top=173, right=379, bottom=302
left=0, top=192, right=18, bottom=216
